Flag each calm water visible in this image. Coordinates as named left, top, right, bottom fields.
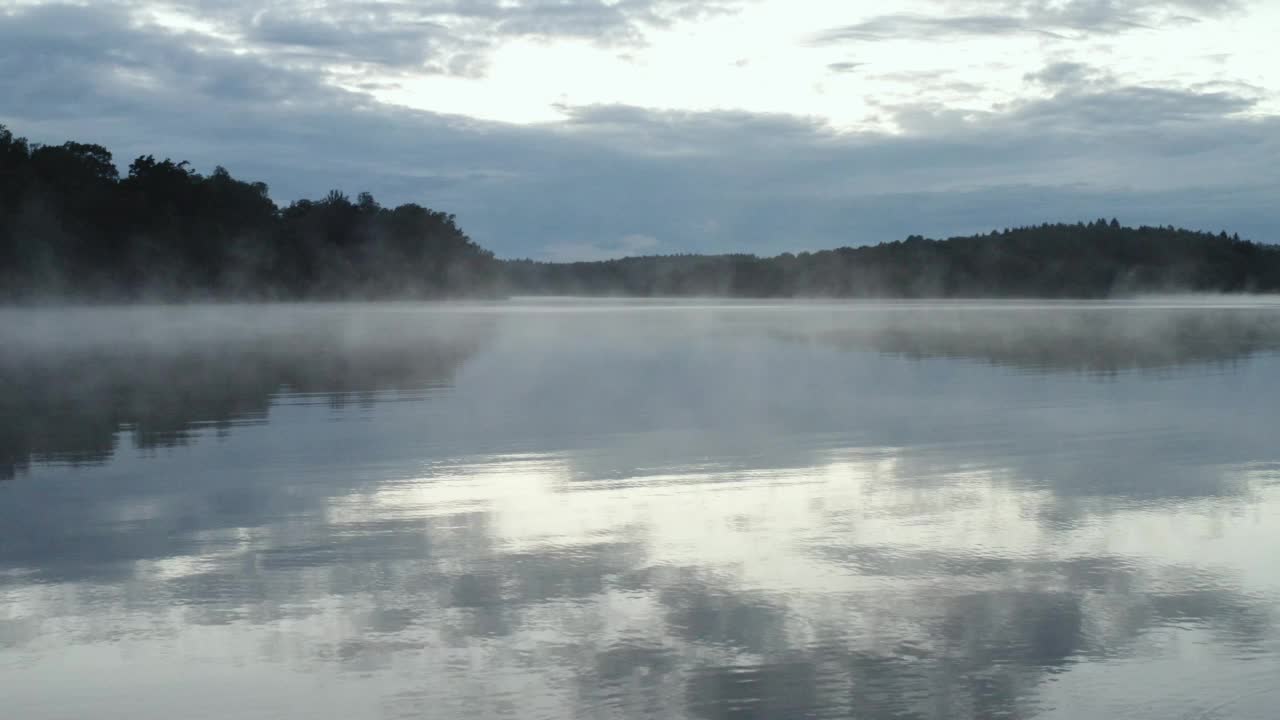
left=3, top=300, right=1280, bottom=719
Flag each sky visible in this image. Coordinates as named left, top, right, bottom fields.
left=1, top=0, right=1277, bottom=259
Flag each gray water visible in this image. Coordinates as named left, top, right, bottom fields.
left=2, top=300, right=1280, bottom=719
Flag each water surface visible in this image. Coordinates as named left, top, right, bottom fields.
left=3, top=300, right=1280, bottom=719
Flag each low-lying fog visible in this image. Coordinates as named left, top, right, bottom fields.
left=2, top=298, right=1279, bottom=720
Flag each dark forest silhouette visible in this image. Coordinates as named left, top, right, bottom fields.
left=505, top=223, right=1280, bottom=297
left=3, top=124, right=1279, bottom=300
left=0, top=125, right=499, bottom=300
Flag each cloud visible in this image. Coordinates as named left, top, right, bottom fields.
left=826, top=61, right=865, bottom=73
left=1, top=2, right=1277, bottom=260
left=1010, top=85, right=1257, bottom=128
left=481, top=0, right=744, bottom=40
left=243, top=7, right=477, bottom=75
left=1023, top=61, right=1113, bottom=88
left=111, top=0, right=753, bottom=81
left=812, top=0, right=1247, bottom=43
left=814, top=13, right=1064, bottom=43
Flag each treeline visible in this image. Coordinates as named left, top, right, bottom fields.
left=0, top=125, right=498, bottom=300
left=503, top=221, right=1280, bottom=298
left=3, top=124, right=1279, bottom=300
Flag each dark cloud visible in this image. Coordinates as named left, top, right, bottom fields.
left=1023, top=60, right=1112, bottom=88
left=826, top=61, right=866, bottom=73
left=2, top=2, right=1276, bottom=259
left=813, top=0, right=1247, bottom=43
left=0, top=4, right=345, bottom=112
left=141, top=0, right=749, bottom=78
left=483, top=0, right=738, bottom=40
left=814, top=13, right=1065, bottom=43
left=244, top=7, right=472, bottom=74
left=0, top=0, right=751, bottom=94
left=1009, top=85, right=1257, bottom=127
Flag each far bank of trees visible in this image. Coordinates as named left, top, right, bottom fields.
left=502, top=222, right=1280, bottom=298
left=3, top=123, right=1278, bottom=301
left=0, top=125, right=498, bottom=300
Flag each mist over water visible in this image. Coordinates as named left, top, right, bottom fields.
left=3, top=299, right=1280, bottom=719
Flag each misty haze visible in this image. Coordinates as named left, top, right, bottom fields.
left=3, top=300, right=1280, bottom=719
left=5, top=0, right=1280, bottom=718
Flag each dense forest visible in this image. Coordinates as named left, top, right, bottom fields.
left=0, top=125, right=499, bottom=300
left=3, top=124, right=1278, bottom=300
left=505, top=224, right=1280, bottom=297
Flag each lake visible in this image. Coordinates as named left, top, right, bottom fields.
left=2, top=299, right=1279, bottom=719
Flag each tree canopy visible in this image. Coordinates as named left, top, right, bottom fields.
left=0, top=124, right=497, bottom=300
left=502, top=222, right=1280, bottom=298
left=2, top=123, right=1276, bottom=301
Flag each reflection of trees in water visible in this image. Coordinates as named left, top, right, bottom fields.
left=0, top=309, right=495, bottom=480
left=758, top=307, right=1280, bottom=374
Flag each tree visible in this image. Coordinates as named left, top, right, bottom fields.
left=0, top=125, right=500, bottom=300
left=2, top=122, right=1277, bottom=302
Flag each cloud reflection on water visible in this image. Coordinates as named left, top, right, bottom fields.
left=1, top=301, right=1279, bottom=719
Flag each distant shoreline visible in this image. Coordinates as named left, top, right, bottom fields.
left=4, top=124, right=1278, bottom=302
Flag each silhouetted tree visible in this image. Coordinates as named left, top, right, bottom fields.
left=501, top=223, right=1280, bottom=298
left=1, top=123, right=1277, bottom=302
left=0, top=125, right=499, bottom=301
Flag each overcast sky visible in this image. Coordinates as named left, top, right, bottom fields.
left=2, top=0, right=1277, bottom=259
